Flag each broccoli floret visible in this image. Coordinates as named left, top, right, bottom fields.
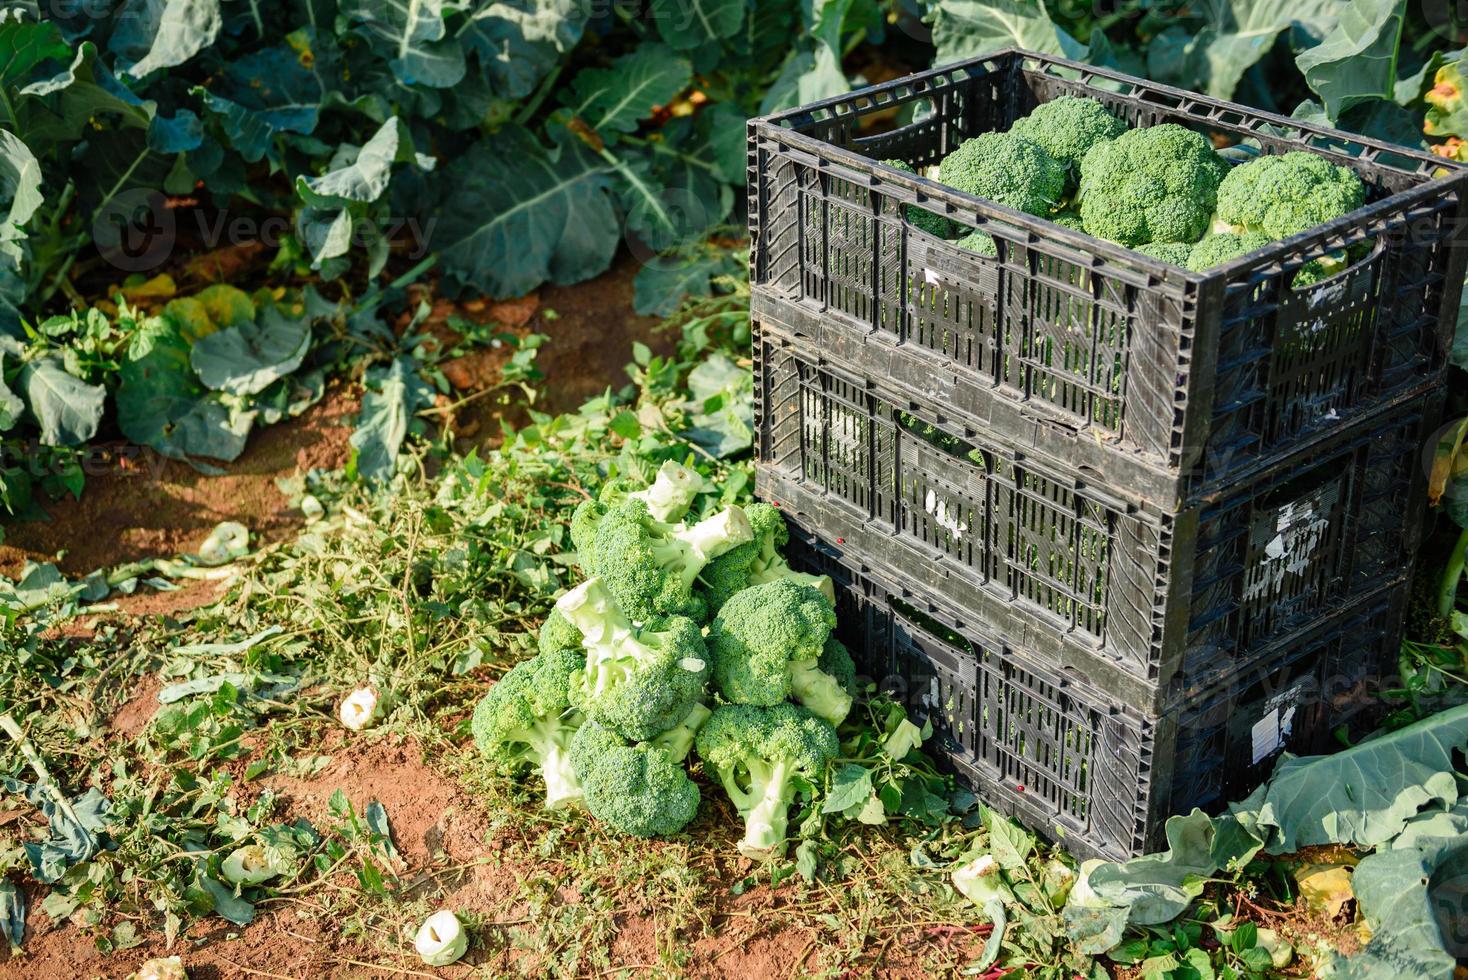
left=538, top=608, right=582, bottom=657
left=819, top=637, right=858, bottom=697
left=570, top=497, right=608, bottom=557
left=586, top=499, right=754, bottom=622
left=1214, top=151, right=1365, bottom=239
left=695, top=703, right=840, bottom=859
left=1010, top=96, right=1127, bottom=183
left=883, top=159, right=952, bottom=237
left=1077, top=124, right=1227, bottom=246
left=1134, top=241, right=1192, bottom=265
left=708, top=580, right=852, bottom=726
left=471, top=649, right=586, bottom=809
left=556, top=577, right=711, bottom=741
left=955, top=230, right=998, bottom=257
left=1185, top=231, right=1272, bottom=272
left=569, top=718, right=701, bottom=837
left=627, top=460, right=701, bottom=522
left=1050, top=209, right=1087, bottom=233
left=700, top=503, right=834, bottom=615
left=939, top=131, right=1066, bottom=217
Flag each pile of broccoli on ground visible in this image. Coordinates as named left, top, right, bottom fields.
left=883, top=94, right=1368, bottom=285
left=470, top=461, right=919, bottom=859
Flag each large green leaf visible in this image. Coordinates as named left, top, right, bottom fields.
left=436, top=127, right=618, bottom=298
left=0, top=18, right=71, bottom=89
left=0, top=128, right=42, bottom=265
left=459, top=0, right=588, bottom=100
left=1334, top=837, right=1468, bottom=980
left=119, top=0, right=222, bottom=78
left=649, top=0, right=745, bottom=51
left=759, top=0, right=859, bottom=113
left=1232, top=703, right=1468, bottom=853
left=1146, top=0, right=1340, bottom=101
left=19, top=358, right=104, bottom=447
left=190, top=305, right=312, bottom=397
left=300, top=117, right=432, bottom=204
left=567, top=43, right=691, bottom=136
left=1296, top=0, right=1408, bottom=121
left=193, top=45, right=324, bottom=163
left=927, top=0, right=1082, bottom=66
left=340, top=0, right=464, bottom=87
left=116, top=314, right=252, bottom=463
left=1085, top=810, right=1222, bottom=926
left=350, top=356, right=434, bottom=482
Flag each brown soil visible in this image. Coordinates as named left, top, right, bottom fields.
left=0, top=387, right=357, bottom=580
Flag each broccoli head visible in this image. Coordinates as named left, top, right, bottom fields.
left=882, top=159, right=952, bottom=238
left=700, top=503, right=834, bottom=615
left=708, top=579, right=852, bottom=726
left=471, top=648, right=586, bottom=808
left=1010, top=96, right=1127, bottom=180
left=1185, top=231, right=1272, bottom=272
left=569, top=719, right=701, bottom=837
left=955, top=230, right=998, bottom=257
left=1214, top=151, right=1365, bottom=240
left=1134, top=241, right=1192, bottom=265
left=695, top=703, right=840, bottom=859
left=1049, top=209, right=1087, bottom=233
left=1077, top=124, right=1227, bottom=246
left=586, top=499, right=754, bottom=622
left=938, top=131, right=1066, bottom=217
left=556, top=577, right=711, bottom=741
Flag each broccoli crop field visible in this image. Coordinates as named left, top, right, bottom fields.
left=4, top=2, right=1468, bottom=979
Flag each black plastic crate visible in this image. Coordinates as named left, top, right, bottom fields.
left=747, top=49, right=1468, bottom=509
left=756, top=323, right=1438, bottom=707
left=787, top=526, right=1409, bottom=860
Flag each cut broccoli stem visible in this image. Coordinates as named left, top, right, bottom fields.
left=1439, top=526, right=1468, bottom=619
left=629, top=461, right=701, bottom=522
left=540, top=744, right=582, bottom=809
left=556, top=577, right=634, bottom=647
left=739, top=757, right=795, bottom=858
left=788, top=659, right=854, bottom=726
left=675, top=507, right=754, bottom=562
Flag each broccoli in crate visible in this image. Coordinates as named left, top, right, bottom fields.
left=887, top=95, right=1368, bottom=284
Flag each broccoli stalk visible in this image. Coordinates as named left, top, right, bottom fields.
left=651, top=701, right=712, bottom=763
left=695, top=703, right=840, bottom=860
left=788, top=660, right=852, bottom=725
left=628, top=460, right=701, bottom=522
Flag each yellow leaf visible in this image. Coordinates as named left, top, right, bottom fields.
left=1295, top=863, right=1355, bottom=918
left=120, top=273, right=178, bottom=302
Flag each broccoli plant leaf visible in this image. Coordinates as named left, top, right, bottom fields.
left=340, top=0, right=464, bottom=87
left=436, top=126, right=618, bottom=298
left=459, top=0, right=587, bottom=100
left=1145, top=1, right=1340, bottom=101
left=633, top=248, right=742, bottom=316
left=193, top=44, right=326, bottom=163
left=1296, top=0, right=1408, bottom=121
left=1232, top=702, right=1468, bottom=853
left=118, top=0, right=222, bottom=78
left=117, top=313, right=253, bottom=462
left=927, top=0, right=1083, bottom=66
left=0, top=877, right=23, bottom=952
left=567, top=43, right=691, bottom=137
left=648, top=0, right=745, bottom=51
left=1334, top=836, right=1468, bottom=980
left=822, top=763, right=874, bottom=814
left=0, top=128, right=42, bottom=264
left=350, top=355, right=434, bottom=482
left=1085, top=809, right=1222, bottom=925
left=0, top=18, right=71, bottom=89
left=19, top=358, right=105, bottom=446
left=190, top=304, right=312, bottom=396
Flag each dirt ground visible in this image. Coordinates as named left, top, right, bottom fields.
left=0, top=254, right=671, bottom=585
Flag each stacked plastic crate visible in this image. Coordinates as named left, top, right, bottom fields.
left=745, top=50, right=1468, bottom=860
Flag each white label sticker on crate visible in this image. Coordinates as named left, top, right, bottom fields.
left=1244, top=481, right=1341, bottom=604
left=1249, top=682, right=1307, bottom=764
left=924, top=267, right=941, bottom=286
